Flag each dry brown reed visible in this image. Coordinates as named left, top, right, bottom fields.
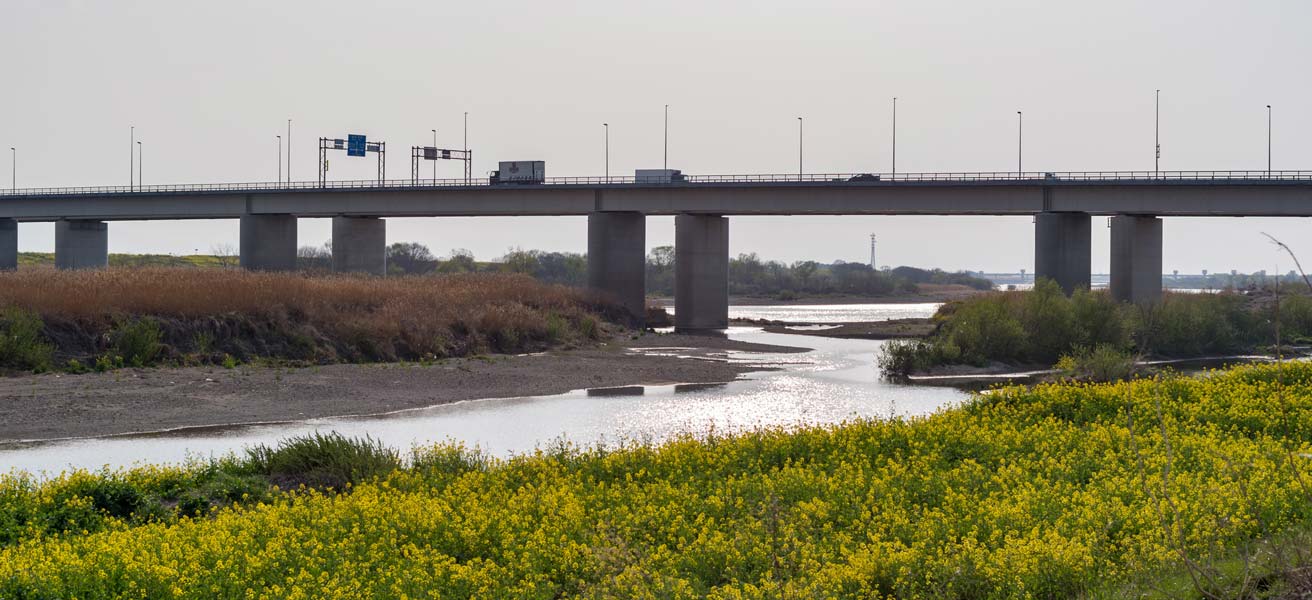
left=0, top=268, right=622, bottom=365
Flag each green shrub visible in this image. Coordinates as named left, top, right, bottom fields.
left=940, top=295, right=1026, bottom=364
left=0, top=306, right=53, bottom=372
left=242, top=432, right=401, bottom=490
left=110, top=318, right=163, bottom=367
left=544, top=314, right=568, bottom=343
left=1055, top=345, right=1138, bottom=382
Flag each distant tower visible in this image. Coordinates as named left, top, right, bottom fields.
left=869, top=234, right=877, bottom=269
left=1020, top=268, right=1027, bottom=282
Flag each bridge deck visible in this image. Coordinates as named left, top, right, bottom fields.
left=2, top=171, right=1311, bottom=221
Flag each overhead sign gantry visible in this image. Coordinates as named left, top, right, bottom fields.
left=410, top=146, right=472, bottom=184
left=319, top=134, right=386, bottom=187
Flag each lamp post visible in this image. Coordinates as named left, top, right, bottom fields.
left=277, top=135, right=282, bottom=183
left=663, top=104, right=669, bottom=170
left=286, top=119, right=292, bottom=184
left=463, top=111, right=468, bottom=183
left=797, top=116, right=803, bottom=177
left=9, top=147, right=14, bottom=191
left=137, top=141, right=142, bottom=187
left=603, top=123, right=610, bottom=179
left=1155, top=89, right=1161, bottom=173
left=891, top=97, right=897, bottom=177
left=1016, top=111, right=1023, bottom=176
left=1267, top=104, right=1272, bottom=175
left=431, top=129, right=438, bottom=180
left=130, top=126, right=135, bottom=190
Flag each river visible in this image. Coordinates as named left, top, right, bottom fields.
left=0, top=304, right=969, bottom=475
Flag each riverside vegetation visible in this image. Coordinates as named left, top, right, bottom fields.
left=878, top=279, right=1312, bottom=380
left=0, top=268, right=619, bottom=374
left=1, top=363, right=1311, bottom=597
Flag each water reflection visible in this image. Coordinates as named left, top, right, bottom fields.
left=0, top=306, right=966, bottom=476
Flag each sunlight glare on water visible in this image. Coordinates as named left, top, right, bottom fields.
left=0, top=305, right=967, bottom=475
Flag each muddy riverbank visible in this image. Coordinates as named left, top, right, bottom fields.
left=0, top=333, right=807, bottom=442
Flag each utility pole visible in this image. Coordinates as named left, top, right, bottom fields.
left=869, top=234, right=877, bottom=269
left=1154, top=89, right=1161, bottom=173
left=891, top=97, right=897, bottom=177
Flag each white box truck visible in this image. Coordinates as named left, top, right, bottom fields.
left=490, top=161, right=545, bottom=184
left=634, top=169, right=686, bottom=183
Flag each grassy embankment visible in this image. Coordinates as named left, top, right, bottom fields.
left=0, top=268, right=622, bottom=374
left=1, top=363, right=1310, bottom=597
left=879, top=279, right=1312, bottom=380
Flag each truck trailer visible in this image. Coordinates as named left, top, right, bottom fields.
left=489, top=161, right=545, bottom=184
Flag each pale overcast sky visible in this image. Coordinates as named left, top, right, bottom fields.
left=2, top=0, right=1310, bottom=272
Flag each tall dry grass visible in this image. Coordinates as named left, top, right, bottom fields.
left=0, top=268, right=623, bottom=367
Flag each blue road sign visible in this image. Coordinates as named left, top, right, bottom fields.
left=347, top=134, right=367, bottom=157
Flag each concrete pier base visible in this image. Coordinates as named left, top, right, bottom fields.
left=675, top=214, right=729, bottom=331
left=240, top=214, right=297, bottom=271
left=0, top=219, right=15, bottom=271
left=587, top=212, right=646, bottom=323
left=1110, top=215, right=1163, bottom=305
left=54, top=220, right=108, bottom=270
left=1034, top=212, right=1091, bottom=294
left=331, top=216, right=386, bottom=275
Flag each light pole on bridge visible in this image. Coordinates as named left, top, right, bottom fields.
left=604, top=123, right=610, bottom=179
left=130, top=126, right=135, bottom=191
left=797, top=116, right=803, bottom=178
left=287, top=119, right=292, bottom=184
left=431, top=129, right=438, bottom=180
left=137, top=141, right=142, bottom=188
left=1016, top=111, right=1023, bottom=176
left=277, top=135, right=282, bottom=183
left=1267, top=104, right=1272, bottom=175
left=9, top=147, right=13, bottom=191
left=891, top=97, right=897, bottom=178
left=664, top=104, right=669, bottom=170
left=1154, top=89, right=1165, bottom=173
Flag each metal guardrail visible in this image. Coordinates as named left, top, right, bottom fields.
left=1, top=170, right=1310, bottom=198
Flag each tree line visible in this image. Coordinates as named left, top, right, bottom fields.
left=292, top=242, right=993, bottom=298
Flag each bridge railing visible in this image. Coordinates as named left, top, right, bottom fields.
left=2, top=170, right=1311, bottom=198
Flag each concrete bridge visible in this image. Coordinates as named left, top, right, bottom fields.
left=2, top=170, right=1311, bottom=329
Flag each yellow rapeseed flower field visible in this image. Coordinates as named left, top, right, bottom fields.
left=2, top=363, right=1311, bottom=598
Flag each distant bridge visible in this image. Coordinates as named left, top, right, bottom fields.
left=3, top=170, right=1311, bottom=329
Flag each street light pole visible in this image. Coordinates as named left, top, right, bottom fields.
left=797, top=117, right=803, bottom=177
left=130, top=126, right=135, bottom=190
left=287, top=119, right=292, bottom=184
left=1267, top=104, right=1272, bottom=175
left=137, top=141, right=142, bottom=187
left=1155, top=89, right=1161, bottom=173
left=277, top=135, right=282, bottom=183
left=431, top=129, right=438, bottom=180
left=1016, top=111, right=1023, bottom=176
left=891, top=97, right=897, bottom=177
left=9, top=148, right=14, bottom=191
left=604, top=123, right=610, bottom=179
left=663, top=104, right=669, bottom=170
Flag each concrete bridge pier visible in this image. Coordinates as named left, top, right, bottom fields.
left=1034, top=212, right=1091, bottom=294
left=54, top=220, right=108, bottom=270
left=0, top=219, right=16, bottom=271
left=675, top=214, right=729, bottom=331
left=1110, top=215, right=1163, bottom=305
left=331, top=216, right=386, bottom=275
left=587, top=212, right=646, bottom=323
left=240, top=214, right=297, bottom=271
